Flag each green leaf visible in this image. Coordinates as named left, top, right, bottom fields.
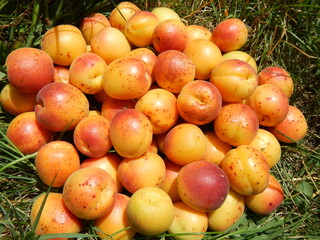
left=296, top=181, right=314, bottom=198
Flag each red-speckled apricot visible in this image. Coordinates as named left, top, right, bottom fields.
left=5, top=47, right=54, bottom=93
left=135, top=88, right=179, bottom=134
left=213, top=103, right=259, bottom=146
left=62, top=167, right=116, bottom=220
left=269, top=105, right=308, bottom=143
left=220, top=145, right=270, bottom=195
left=154, top=50, right=195, bottom=94
left=244, top=175, right=284, bottom=215
left=30, top=193, right=82, bottom=238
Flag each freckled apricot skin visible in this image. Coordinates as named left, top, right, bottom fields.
left=80, top=153, right=123, bottom=193
left=168, top=201, right=208, bottom=240
left=73, top=115, right=112, bottom=158
left=163, top=123, right=207, bottom=165
left=213, top=103, right=259, bottom=147
left=258, top=66, right=294, bottom=98
left=0, top=83, right=37, bottom=116
left=210, top=59, right=258, bottom=102
left=69, top=52, right=108, bottom=94
left=245, top=84, right=289, bottom=127
left=35, top=82, right=90, bottom=132
left=126, top=187, right=175, bottom=236
left=207, top=189, right=245, bottom=232
left=125, top=48, right=157, bottom=81
left=154, top=50, right=195, bottom=94
left=151, top=7, right=181, bottom=23
left=135, top=88, right=179, bottom=134
left=220, top=145, right=270, bottom=196
left=35, top=140, right=80, bottom=188
left=30, top=193, right=82, bottom=238
left=41, top=25, right=87, bottom=66
left=101, top=96, right=136, bottom=122
left=79, top=13, right=111, bottom=44
left=6, top=111, right=54, bottom=155
left=62, top=167, right=117, bottom=220
left=210, top=18, right=248, bottom=52
left=118, top=152, right=166, bottom=193
left=152, top=19, right=188, bottom=53
left=244, top=175, right=284, bottom=215
left=177, top=80, right=222, bottom=125
left=249, top=128, right=282, bottom=168
left=183, top=39, right=222, bottom=80
left=109, top=109, right=153, bottom=158
left=5, top=47, right=54, bottom=93
left=95, top=193, right=136, bottom=240
left=102, top=57, right=152, bottom=100
left=269, top=105, right=308, bottom=143
left=53, top=65, right=70, bottom=83
left=178, top=160, right=230, bottom=212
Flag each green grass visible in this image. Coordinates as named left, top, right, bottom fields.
left=1, top=0, right=319, bottom=239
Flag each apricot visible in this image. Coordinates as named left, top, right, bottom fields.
left=53, top=65, right=70, bottom=83
left=6, top=111, right=54, bottom=155
left=109, top=109, right=153, bottom=158
left=245, top=84, right=289, bottom=127
left=126, top=187, right=175, bottom=236
left=35, top=82, right=90, bottom=132
left=185, top=24, right=212, bottom=45
left=73, top=115, right=112, bottom=158
left=69, top=52, right=108, bottom=94
left=95, top=193, right=136, bottom=240
left=62, top=167, right=116, bottom=220
left=160, top=159, right=182, bottom=203
left=210, top=18, right=248, bottom=52
left=168, top=201, right=208, bottom=240
left=109, top=1, right=141, bottom=33
left=135, top=88, right=179, bottom=134
left=220, top=145, right=270, bottom=195
left=183, top=39, right=222, bottom=80
left=177, top=160, right=230, bottom=212
left=5, top=47, right=54, bottom=93
left=210, top=59, right=258, bottom=102
left=244, top=175, right=284, bottom=215
left=249, top=128, right=282, bottom=168
left=35, top=140, right=80, bottom=188
left=163, top=123, right=207, bottom=165
left=203, top=131, right=232, bottom=166
left=258, top=66, right=294, bottom=98
left=124, top=11, right=159, bottom=47
left=102, top=57, right=152, bottom=100
left=213, top=103, right=259, bottom=146
left=79, top=13, right=111, bottom=44
left=207, top=189, right=245, bottom=232
left=41, top=24, right=87, bottom=66
left=269, top=105, right=308, bottom=143
left=151, top=7, right=181, bottom=22
left=101, top=96, right=136, bottom=122
left=221, top=50, right=257, bottom=73
left=30, top=193, right=82, bottom=238
left=152, top=19, right=188, bottom=53
left=154, top=50, right=195, bottom=94
left=91, top=27, right=131, bottom=64
left=118, top=152, right=166, bottom=193
left=0, top=83, right=37, bottom=116
left=80, top=153, right=123, bottom=193
left=177, top=80, right=222, bottom=125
